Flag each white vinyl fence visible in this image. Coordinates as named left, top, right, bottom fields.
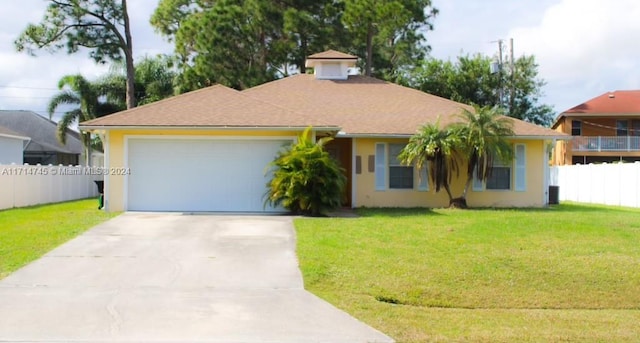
left=0, top=164, right=103, bottom=210
left=550, top=162, right=640, bottom=208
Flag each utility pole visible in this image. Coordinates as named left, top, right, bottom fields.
left=492, top=38, right=516, bottom=111
left=509, top=38, right=515, bottom=115
left=497, top=39, right=504, bottom=107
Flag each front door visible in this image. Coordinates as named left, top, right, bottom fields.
left=324, top=138, right=352, bottom=207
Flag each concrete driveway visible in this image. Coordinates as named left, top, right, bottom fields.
left=0, top=213, right=393, bottom=343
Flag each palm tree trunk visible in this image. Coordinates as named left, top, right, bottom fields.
left=365, top=23, right=374, bottom=76
left=443, top=183, right=453, bottom=203
left=122, top=0, right=136, bottom=109
left=462, top=177, right=472, bottom=199
left=84, top=133, right=92, bottom=166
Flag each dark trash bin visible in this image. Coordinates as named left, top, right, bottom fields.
left=548, top=185, right=559, bottom=205
left=94, top=180, right=104, bottom=209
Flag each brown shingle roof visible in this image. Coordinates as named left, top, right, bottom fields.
left=243, top=74, right=561, bottom=137
left=81, top=84, right=336, bottom=128
left=307, top=50, right=358, bottom=60
left=80, top=71, right=562, bottom=138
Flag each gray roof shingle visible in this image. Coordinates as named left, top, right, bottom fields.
left=0, top=110, right=82, bottom=154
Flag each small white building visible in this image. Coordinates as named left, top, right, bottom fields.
left=0, top=125, right=30, bottom=165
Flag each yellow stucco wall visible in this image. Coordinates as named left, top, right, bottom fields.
left=353, top=138, right=548, bottom=208
left=103, top=129, right=549, bottom=211
left=104, top=129, right=299, bottom=211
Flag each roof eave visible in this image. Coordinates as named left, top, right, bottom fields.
left=0, top=133, right=31, bottom=141
left=79, top=125, right=341, bottom=131
left=336, top=132, right=413, bottom=138
left=337, top=133, right=570, bottom=140
left=507, top=135, right=571, bottom=141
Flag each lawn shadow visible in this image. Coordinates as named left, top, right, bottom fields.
left=351, top=203, right=639, bottom=218
left=0, top=197, right=98, bottom=214
left=463, top=202, right=640, bottom=215
left=355, top=207, right=443, bottom=217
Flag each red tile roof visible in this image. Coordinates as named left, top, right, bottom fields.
left=563, top=90, right=640, bottom=114
left=552, top=90, right=640, bottom=129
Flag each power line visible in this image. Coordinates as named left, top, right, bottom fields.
left=0, top=95, right=56, bottom=100
left=0, top=110, right=69, bottom=115
left=0, top=85, right=59, bottom=91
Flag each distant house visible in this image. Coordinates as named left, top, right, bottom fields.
left=552, top=91, right=640, bottom=165
left=0, top=110, right=82, bottom=165
left=0, top=125, right=30, bottom=164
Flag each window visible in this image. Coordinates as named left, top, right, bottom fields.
left=388, top=144, right=413, bottom=189
left=486, top=160, right=511, bottom=190
left=472, top=158, right=513, bottom=191
left=571, top=120, right=582, bottom=136
left=633, top=120, right=640, bottom=137
left=617, top=120, right=629, bottom=136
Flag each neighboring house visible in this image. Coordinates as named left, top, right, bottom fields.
left=0, top=125, right=30, bottom=164
left=80, top=50, right=567, bottom=213
left=0, top=110, right=82, bottom=165
left=552, top=90, right=640, bottom=165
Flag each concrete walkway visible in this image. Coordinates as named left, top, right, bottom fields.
left=0, top=213, right=393, bottom=342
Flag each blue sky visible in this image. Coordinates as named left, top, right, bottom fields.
left=1, top=0, right=639, bottom=124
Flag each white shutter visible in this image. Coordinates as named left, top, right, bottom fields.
left=515, top=144, right=526, bottom=191
left=472, top=166, right=484, bottom=191
left=375, top=143, right=386, bottom=190
left=418, top=163, right=429, bottom=191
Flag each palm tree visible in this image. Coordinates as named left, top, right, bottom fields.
left=48, top=74, right=121, bottom=166
left=399, top=119, right=461, bottom=205
left=265, top=127, right=347, bottom=216
left=455, top=105, right=515, bottom=207
left=100, top=55, right=177, bottom=108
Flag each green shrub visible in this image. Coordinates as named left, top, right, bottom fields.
left=265, top=128, right=347, bottom=216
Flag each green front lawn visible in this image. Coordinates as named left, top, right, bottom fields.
left=295, top=204, right=640, bottom=342
left=0, top=199, right=119, bottom=279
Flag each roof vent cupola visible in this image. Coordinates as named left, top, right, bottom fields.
left=305, top=50, right=358, bottom=80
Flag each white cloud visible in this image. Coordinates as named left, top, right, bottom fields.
left=509, top=0, right=640, bottom=111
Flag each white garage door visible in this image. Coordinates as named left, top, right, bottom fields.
left=127, top=138, right=290, bottom=212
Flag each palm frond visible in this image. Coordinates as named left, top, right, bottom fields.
left=47, top=91, right=80, bottom=119
left=56, top=109, right=81, bottom=145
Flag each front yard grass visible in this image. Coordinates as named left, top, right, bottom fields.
left=295, top=203, right=640, bottom=342
left=0, top=199, right=119, bottom=279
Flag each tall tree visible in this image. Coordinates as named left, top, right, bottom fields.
left=342, top=0, right=438, bottom=79
left=15, top=0, right=136, bottom=109
left=48, top=75, right=120, bottom=166
left=150, top=0, right=437, bottom=89
left=152, top=0, right=287, bottom=91
left=404, top=54, right=554, bottom=126
left=281, top=2, right=350, bottom=74
left=399, top=120, right=460, bottom=205
left=454, top=106, right=514, bottom=207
